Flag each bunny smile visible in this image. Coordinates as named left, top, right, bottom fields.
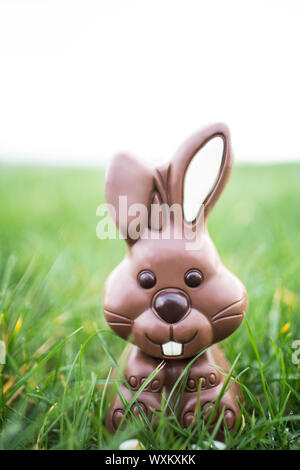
left=145, top=331, right=198, bottom=357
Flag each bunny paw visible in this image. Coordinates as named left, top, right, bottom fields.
left=185, top=370, right=221, bottom=392
left=126, top=374, right=162, bottom=392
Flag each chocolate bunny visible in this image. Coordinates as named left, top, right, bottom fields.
left=103, top=123, right=248, bottom=437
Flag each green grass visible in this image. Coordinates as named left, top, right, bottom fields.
left=0, top=162, right=299, bottom=450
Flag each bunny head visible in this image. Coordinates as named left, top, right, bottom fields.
left=102, top=124, right=248, bottom=359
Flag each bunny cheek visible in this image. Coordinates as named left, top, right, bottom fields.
left=103, top=309, right=133, bottom=341
left=211, top=296, right=248, bottom=343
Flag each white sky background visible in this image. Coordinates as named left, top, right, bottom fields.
left=0, top=0, right=300, bottom=166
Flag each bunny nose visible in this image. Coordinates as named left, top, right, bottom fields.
left=153, top=291, right=189, bottom=324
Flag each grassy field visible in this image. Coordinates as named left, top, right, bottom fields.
left=0, top=162, right=299, bottom=450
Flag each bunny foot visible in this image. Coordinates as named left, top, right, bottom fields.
left=179, top=390, right=240, bottom=439
left=106, top=385, right=162, bottom=433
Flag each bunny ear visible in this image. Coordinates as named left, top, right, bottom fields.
left=168, top=123, right=232, bottom=225
left=105, top=153, right=154, bottom=245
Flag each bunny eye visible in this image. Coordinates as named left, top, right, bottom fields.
left=184, top=269, right=203, bottom=288
left=138, top=270, right=156, bottom=289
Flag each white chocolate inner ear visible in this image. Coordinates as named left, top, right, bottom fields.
left=183, top=136, right=224, bottom=222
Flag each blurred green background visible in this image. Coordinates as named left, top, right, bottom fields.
left=0, top=163, right=299, bottom=449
